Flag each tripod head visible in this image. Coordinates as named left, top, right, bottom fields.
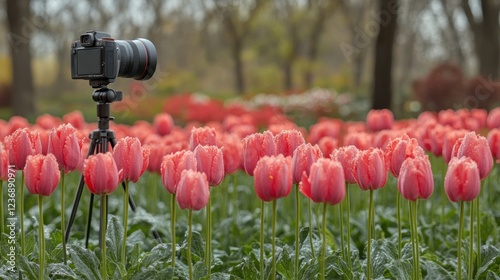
left=92, top=87, right=122, bottom=131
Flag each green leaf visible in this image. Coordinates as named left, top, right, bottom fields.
left=476, top=245, right=500, bottom=279
left=46, top=263, right=78, bottom=279
left=486, top=271, right=500, bottom=280
left=69, top=245, right=101, bottom=280
left=17, top=255, right=38, bottom=280
left=194, top=261, right=207, bottom=279
left=25, top=229, right=37, bottom=260
left=276, top=246, right=294, bottom=279
left=385, top=259, right=412, bottom=280
left=369, top=239, right=398, bottom=278
left=421, top=260, right=453, bottom=279
left=201, top=272, right=233, bottom=280
left=106, top=216, right=123, bottom=264
left=47, top=231, right=63, bottom=263
left=180, top=230, right=205, bottom=263
left=141, top=243, right=172, bottom=269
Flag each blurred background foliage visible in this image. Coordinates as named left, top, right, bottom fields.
left=1, top=0, right=500, bottom=124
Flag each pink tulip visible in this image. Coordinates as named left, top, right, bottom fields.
left=47, top=124, right=83, bottom=173
left=7, top=128, right=42, bottom=170
left=452, top=132, right=493, bottom=179
left=8, top=116, right=29, bottom=135
left=193, top=145, right=224, bottom=186
left=0, top=143, right=8, bottom=181
left=274, top=129, right=305, bottom=157
left=145, top=143, right=166, bottom=174
left=63, top=111, right=86, bottom=130
left=253, top=155, right=293, bottom=202
left=242, top=131, right=276, bottom=176
left=189, top=127, right=217, bottom=150
left=444, top=157, right=480, bottom=202
left=487, top=107, right=500, bottom=129
left=161, top=150, right=197, bottom=194
left=299, top=158, right=345, bottom=205
left=154, top=113, right=175, bottom=136
left=176, top=170, right=210, bottom=211
left=113, top=137, right=149, bottom=183
left=366, top=109, right=394, bottom=132
left=442, top=130, right=468, bottom=163
left=24, top=154, right=60, bottom=196
left=36, top=114, right=62, bottom=130
left=218, top=133, right=243, bottom=175
left=308, top=119, right=342, bottom=144
left=355, top=147, right=388, bottom=190
left=385, top=134, right=425, bottom=177
left=292, top=143, right=323, bottom=184
left=317, top=137, right=338, bottom=158
left=83, top=153, right=120, bottom=195
left=487, top=128, right=500, bottom=162
left=428, top=125, right=452, bottom=157
left=331, top=145, right=360, bottom=184
left=36, top=128, right=49, bottom=155
left=398, top=156, right=434, bottom=201
left=343, top=132, right=373, bottom=150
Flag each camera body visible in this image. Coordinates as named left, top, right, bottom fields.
left=71, top=31, right=119, bottom=88
left=71, top=31, right=157, bottom=88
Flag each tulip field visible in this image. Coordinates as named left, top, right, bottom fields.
left=1, top=94, right=500, bottom=279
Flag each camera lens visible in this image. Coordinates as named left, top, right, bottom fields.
left=116, top=39, right=157, bottom=80
left=81, top=34, right=94, bottom=47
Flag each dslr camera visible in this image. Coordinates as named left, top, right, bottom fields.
left=71, top=31, right=157, bottom=88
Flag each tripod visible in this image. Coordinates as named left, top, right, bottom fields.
left=65, top=87, right=161, bottom=247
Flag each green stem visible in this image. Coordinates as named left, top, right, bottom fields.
left=409, top=200, right=416, bottom=280
left=345, top=183, right=352, bottom=271
left=295, top=184, right=300, bottom=279
left=272, top=200, right=277, bottom=280
left=469, top=200, right=474, bottom=280
left=339, top=196, right=345, bottom=261
left=321, top=203, right=327, bottom=280
left=458, top=201, right=464, bottom=280
left=206, top=195, right=212, bottom=276
left=397, top=192, right=402, bottom=259
left=260, top=200, right=265, bottom=280
left=0, top=180, right=4, bottom=238
left=367, top=190, right=374, bottom=280
left=308, top=199, right=315, bottom=258
left=38, top=196, right=44, bottom=280
left=21, top=171, right=25, bottom=256
left=414, top=200, right=420, bottom=280
left=101, top=195, right=108, bottom=280
left=233, top=175, right=238, bottom=218
left=476, top=190, right=481, bottom=271
left=61, top=172, right=67, bottom=265
left=121, top=180, right=129, bottom=266
left=188, top=209, right=193, bottom=280
left=171, top=194, right=176, bottom=269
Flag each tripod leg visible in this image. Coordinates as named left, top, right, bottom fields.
left=85, top=194, right=94, bottom=248
left=65, top=138, right=97, bottom=243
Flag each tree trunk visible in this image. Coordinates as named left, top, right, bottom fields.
left=476, top=0, right=499, bottom=79
left=371, top=0, right=398, bottom=110
left=6, top=0, right=35, bottom=117
left=232, top=38, right=245, bottom=95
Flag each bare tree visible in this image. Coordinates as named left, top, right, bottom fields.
left=371, top=0, right=398, bottom=110
left=461, top=0, right=500, bottom=79
left=6, top=0, right=35, bottom=117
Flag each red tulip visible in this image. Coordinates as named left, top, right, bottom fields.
left=83, top=152, right=120, bottom=195
left=36, top=128, right=49, bottom=155
left=161, top=150, right=197, bottom=194
left=218, top=133, right=243, bottom=175
left=428, top=125, right=452, bottom=157
left=398, top=156, right=434, bottom=201
left=176, top=170, right=210, bottom=211
left=343, top=132, right=373, bottom=150
left=7, top=128, right=42, bottom=170
left=331, top=145, right=360, bottom=184
left=452, top=132, right=493, bottom=179
left=24, top=154, right=60, bottom=196
left=274, top=129, right=305, bottom=157
left=113, top=137, right=149, bottom=183
left=189, top=127, right=217, bottom=150
left=308, top=119, right=342, bottom=144
left=292, top=143, right=323, bottom=184
left=145, top=143, right=166, bottom=174
left=487, top=107, right=500, bottom=129
left=355, top=148, right=388, bottom=191
left=242, top=131, right=277, bottom=176
left=154, top=113, right=175, bottom=136
left=63, top=110, right=86, bottom=130
left=0, top=143, right=8, bottom=181
left=47, top=124, right=83, bottom=172
left=366, top=109, right=394, bottom=132
left=442, top=130, right=468, bottom=164
left=253, top=155, right=293, bottom=202
left=299, top=158, right=345, bottom=205
left=193, top=145, right=224, bottom=186
left=487, top=128, right=500, bottom=162
left=385, top=134, right=425, bottom=177
left=8, top=116, right=29, bottom=135
left=36, top=114, right=62, bottom=130
left=444, top=157, right=480, bottom=202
